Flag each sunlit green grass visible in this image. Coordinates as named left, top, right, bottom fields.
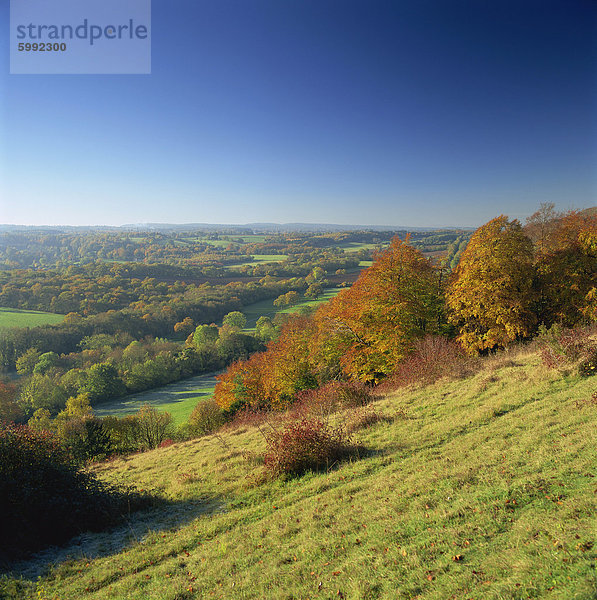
left=93, top=372, right=218, bottom=425
left=236, top=254, right=289, bottom=266
left=4, top=346, right=596, bottom=599
left=242, top=288, right=343, bottom=329
left=0, top=307, right=64, bottom=329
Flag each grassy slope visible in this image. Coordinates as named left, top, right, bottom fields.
left=5, top=347, right=597, bottom=600
left=0, top=307, right=64, bottom=329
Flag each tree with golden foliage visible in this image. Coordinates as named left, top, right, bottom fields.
left=531, top=210, right=597, bottom=326
left=446, top=216, right=536, bottom=353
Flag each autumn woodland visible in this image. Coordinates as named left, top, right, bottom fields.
left=0, top=207, right=596, bottom=599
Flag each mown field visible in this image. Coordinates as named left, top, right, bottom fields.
left=0, top=307, right=64, bottom=329
left=93, top=372, right=219, bottom=425
left=3, top=344, right=595, bottom=599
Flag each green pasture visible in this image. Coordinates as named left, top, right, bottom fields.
left=93, top=372, right=219, bottom=425
left=236, top=254, right=289, bottom=266
left=339, top=242, right=389, bottom=252
left=242, top=287, right=343, bottom=329
left=0, top=307, right=64, bottom=329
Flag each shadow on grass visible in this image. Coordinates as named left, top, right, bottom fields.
left=0, top=495, right=223, bottom=581
left=93, top=371, right=221, bottom=421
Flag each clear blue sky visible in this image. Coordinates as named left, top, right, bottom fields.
left=1, top=0, right=596, bottom=227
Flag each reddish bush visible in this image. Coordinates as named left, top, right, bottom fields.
left=158, top=438, right=174, bottom=448
left=379, top=335, right=476, bottom=391
left=225, top=406, right=273, bottom=431
left=292, top=380, right=379, bottom=419
left=262, top=418, right=357, bottom=478
left=537, top=324, right=595, bottom=371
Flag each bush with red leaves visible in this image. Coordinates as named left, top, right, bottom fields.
left=537, top=324, right=595, bottom=372
left=379, top=335, right=476, bottom=391
left=262, top=418, right=357, bottom=478
left=292, top=380, right=379, bottom=419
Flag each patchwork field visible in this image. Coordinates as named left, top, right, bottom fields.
left=0, top=307, right=64, bottom=329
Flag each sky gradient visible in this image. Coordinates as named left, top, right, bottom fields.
left=1, top=0, right=596, bottom=228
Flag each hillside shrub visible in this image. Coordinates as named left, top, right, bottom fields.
left=262, top=417, right=357, bottom=478
left=57, top=416, right=114, bottom=462
left=136, top=404, right=174, bottom=450
left=0, top=423, right=150, bottom=560
left=100, top=415, right=143, bottom=454
left=578, top=347, right=597, bottom=377
left=189, top=399, right=227, bottom=436
left=379, top=335, right=476, bottom=391
left=293, top=380, right=379, bottom=419
left=537, top=324, right=595, bottom=371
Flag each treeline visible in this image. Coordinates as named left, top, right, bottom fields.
left=0, top=228, right=469, bottom=272
left=0, top=230, right=249, bottom=269
left=0, top=277, right=305, bottom=370
left=213, top=207, right=596, bottom=414
left=232, top=252, right=360, bottom=278
left=0, top=255, right=359, bottom=316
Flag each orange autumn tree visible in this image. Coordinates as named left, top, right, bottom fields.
left=214, top=237, right=442, bottom=412
left=446, top=215, right=536, bottom=353
left=311, top=237, right=441, bottom=383
left=214, top=316, right=318, bottom=412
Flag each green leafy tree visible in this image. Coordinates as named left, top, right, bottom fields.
left=305, top=283, right=323, bottom=299
left=33, top=351, right=60, bottom=375
left=15, top=348, right=41, bottom=376
left=255, top=316, right=277, bottom=342
left=122, top=341, right=147, bottom=367
left=27, top=408, right=52, bottom=431
left=19, top=374, right=67, bottom=416
left=192, top=324, right=220, bottom=348
left=136, top=404, right=173, bottom=449
left=222, top=311, right=247, bottom=330
left=82, top=363, right=125, bottom=403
